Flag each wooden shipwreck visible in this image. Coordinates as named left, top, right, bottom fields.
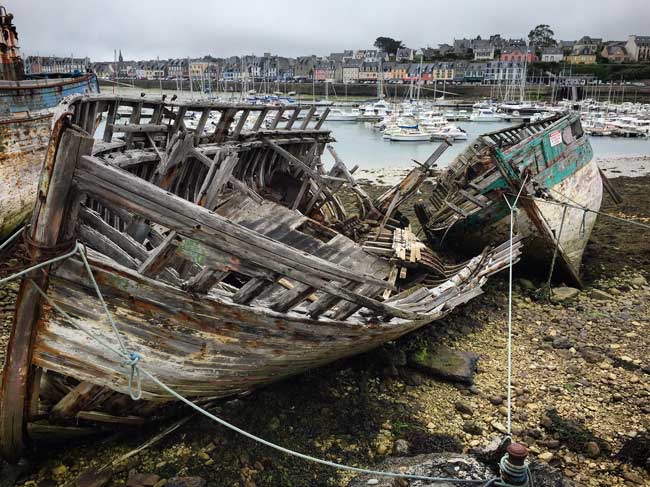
left=0, top=5, right=99, bottom=239
left=414, top=113, right=603, bottom=286
left=0, top=94, right=521, bottom=461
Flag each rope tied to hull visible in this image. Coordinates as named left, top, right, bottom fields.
left=125, top=352, right=143, bottom=401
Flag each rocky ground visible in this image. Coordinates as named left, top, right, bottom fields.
left=0, top=175, right=648, bottom=487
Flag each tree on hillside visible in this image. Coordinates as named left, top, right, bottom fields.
left=374, top=37, right=405, bottom=56
left=528, top=24, right=556, bottom=48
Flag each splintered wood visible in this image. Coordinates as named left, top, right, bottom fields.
left=0, top=94, right=524, bottom=461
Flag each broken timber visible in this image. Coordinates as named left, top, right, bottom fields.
left=0, top=94, right=523, bottom=461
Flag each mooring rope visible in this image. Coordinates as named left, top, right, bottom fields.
left=544, top=205, right=568, bottom=299
left=501, top=175, right=528, bottom=436
left=517, top=192, right=650, bottom=231
left=1, top=239, right=513, bottom=485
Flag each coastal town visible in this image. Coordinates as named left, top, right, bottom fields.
left=24, top=31, right=650, bottom=86
left=1, top=2, right=649, bottom=487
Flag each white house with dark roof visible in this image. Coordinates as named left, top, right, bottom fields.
left=626, top=35, right=650, bottom=62
left=541, top=47, right=564, bottom=63
left=395, top=47, right=414, bottom=61
left=473, top=40, right=495, bottom=60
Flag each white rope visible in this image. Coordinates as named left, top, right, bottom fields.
left=501, top=175, right=528, bottom=436
left=520, top=192, right=650, bottom=231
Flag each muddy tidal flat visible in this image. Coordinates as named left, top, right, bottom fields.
left=0, top=167, right=649, bottom=487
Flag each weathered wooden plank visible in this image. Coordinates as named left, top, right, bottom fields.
left=27, top=423, right=98, bottom=440
left=314, top=107, right=330, bottom=129
left=51, top=382, right=105, bottom=421
left=138, top=232, right=179, bottom=278
left=194, top=108, right=211, bottom=140
left=252, top=107, right=270, bottom=131
left=231, top=277, right=274, bottom=305
left=271, top=285, right=316, bottom=313
left=76, top=411, right=145, bottom=426
left=0, top=124, right=94, bottom=462
left=80, top=206, right=149, bottom=262
left=74, top=160, right=406, bottom=317
left=110, top=123, right=168, bottom=133
left=103, top=100, right=118, bottom=142
left=183, top=268, right=229, bottom=294
left=268, top=108, right=285, bottom=130
left=79, top=224, right=140, bottom=269
left=232, top=109, right=250, bottom=137
left=285, top=106, right=301, bottom=129
left=205, top=154, right=239, bottom=209
left=299, top=107, right=316, bottom=129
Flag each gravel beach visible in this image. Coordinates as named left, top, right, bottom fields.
left=0, top=167, right=648, bottom=487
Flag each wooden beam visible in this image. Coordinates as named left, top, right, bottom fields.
left=299, top=107, right=316, bottom=129
left=102, top=100, right=117, bottom=143
left=0, top=123, right=94, bottom=462
left=285, top=106, right=301, bottom=129
left=110, top=123, right=168, bottom=133
left=138, top=232, right=179, bottom=278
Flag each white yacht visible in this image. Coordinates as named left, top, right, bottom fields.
left=430, top=124, right=468, bottom=140
left=326, top=108, right=359, bottom=122
left=358, top=100, right=393, bottom=119
left=469, top=108, right=501, bottom=122
left=418, top=111, right=449, bottom=130
left=444, top=110, right=470, bottom=121
left=388, top=127, right=431, bottom=142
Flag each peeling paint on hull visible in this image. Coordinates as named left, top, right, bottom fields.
left=0, top=75, right=99, bottom=238
left=0, top=113, right=51, bottom=238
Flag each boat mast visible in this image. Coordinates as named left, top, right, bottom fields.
left=520, top=42, right=530, bottom=103
left=188, top=57, right=193, bottom=100
left=377, top=54, right=384, bottom=100
left=417, top=54, right=423, bottom=101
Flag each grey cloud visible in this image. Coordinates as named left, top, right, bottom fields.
left=9, top=0, right=650, bottom=60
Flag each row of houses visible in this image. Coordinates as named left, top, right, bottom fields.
left=447, top=34, right=650, bottom=64
left=22, top=33, right=650, bottom=83
left=24, top=56, right=90, bottom=75
left=95, top=57, right=536, bottom=85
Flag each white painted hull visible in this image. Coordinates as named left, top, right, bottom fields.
left=490, top=159, right=603, bottom=273
left=0, top=113, right=52, bottom=239
left=431, top=132, right=468, bottom=140
left=389, top=134, right=431, bottom=142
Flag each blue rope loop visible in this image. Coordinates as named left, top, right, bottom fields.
left=125, top=352, right=142, bottom=401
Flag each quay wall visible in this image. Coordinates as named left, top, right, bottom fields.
left=99, top=79, right=650, bottom=102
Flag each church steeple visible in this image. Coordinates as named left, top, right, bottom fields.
left=118, top=49, right=123, bottom=63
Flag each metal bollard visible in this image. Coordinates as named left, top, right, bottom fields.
left=499, top=442, right=530, bottom=486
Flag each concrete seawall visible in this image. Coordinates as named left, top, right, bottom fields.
left=99, top=79, right=650, bottom=102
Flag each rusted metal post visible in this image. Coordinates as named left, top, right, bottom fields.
left=500, top=442, right=530, bottom=486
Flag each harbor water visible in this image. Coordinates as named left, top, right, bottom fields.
left=321, top=120, right=650, bottom=171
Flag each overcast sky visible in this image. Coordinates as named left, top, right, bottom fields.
left=9, top=0, right=650, bottom=61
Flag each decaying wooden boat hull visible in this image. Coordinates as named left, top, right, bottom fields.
left=0, top=70, right=100, bottom=240
left=0, top=113, right=52, bottom=238
left=415, top=113, right=602, bottom=286
left=0, top=95, right=521, bottom=461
